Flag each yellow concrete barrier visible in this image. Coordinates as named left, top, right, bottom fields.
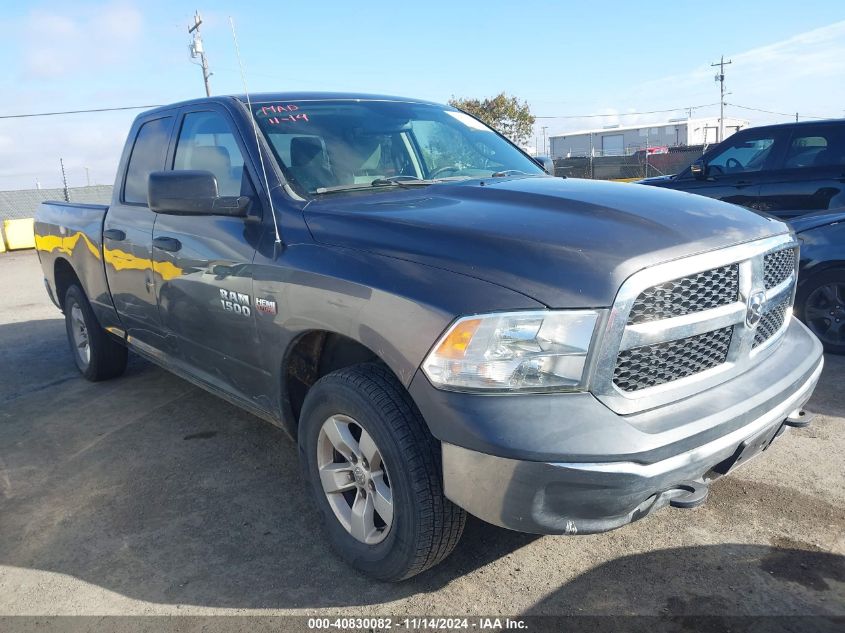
left=3, top=218, right=36, bottom=250
left=0, top=225, right=6, bottom=253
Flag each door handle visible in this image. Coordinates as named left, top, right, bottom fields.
left=735, top=180, right=754, bottom=188
left=153, top=236, right=182, bottom=252
left=103, top=228, right=126, bottom=241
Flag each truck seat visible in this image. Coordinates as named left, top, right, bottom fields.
left=290, top=137, right=336, bottom=192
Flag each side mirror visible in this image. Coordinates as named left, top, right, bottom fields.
left=690, top=159, right=706, bottom=180
left=533, top=156, right=555, bottom=175
left=148, top=170, right=250, bottom=217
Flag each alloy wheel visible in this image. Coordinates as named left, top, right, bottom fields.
left=70, top=302, right=91, bottom=367
left=804, top=282, right=845, bottom=347
left=316, top=414, right=394, bottom=545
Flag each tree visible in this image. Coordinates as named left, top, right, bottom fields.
left=448, top=93, right=535, bottom=146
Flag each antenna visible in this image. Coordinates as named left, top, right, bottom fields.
left=229, top=16, right=282, bottom=253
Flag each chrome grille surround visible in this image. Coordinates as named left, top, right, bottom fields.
left=591, top=234, right=799, bottom=415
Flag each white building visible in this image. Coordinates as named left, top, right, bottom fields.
left=548, top=117, right=749, bottom=158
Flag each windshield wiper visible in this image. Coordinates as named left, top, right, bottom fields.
left=490, top=170, right=531, bottom=177
left=314, top=177, right=436, bottom=195
left=370, top=176, right=436, bottom=188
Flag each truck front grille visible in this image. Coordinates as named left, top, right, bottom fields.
left=593, top=236, right=799, bottom=414
left=764, top=248, right=797, bottom=290
left=753, top=299, right=789, bottom=348
left=613, top=327, right=732, bottom=392
left=627, top=264, right=738, bottom=324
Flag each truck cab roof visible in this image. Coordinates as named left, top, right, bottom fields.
left=142, top=92, right=447, bottom=118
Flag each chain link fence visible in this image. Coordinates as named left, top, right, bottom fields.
left=554, top=145, right=706, bottom=180
left=0, top=146, right=705, bottom=222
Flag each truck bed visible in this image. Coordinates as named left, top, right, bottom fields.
left=34, top=201, right=117, bottom=328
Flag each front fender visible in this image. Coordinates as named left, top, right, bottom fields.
left=251, top=242, right=544, bottom=423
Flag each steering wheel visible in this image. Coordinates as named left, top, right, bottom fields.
left=725, top=157, right=743, bottom=172
left=429, top=165, right=460, bottom=178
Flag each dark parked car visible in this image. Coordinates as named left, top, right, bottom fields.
left=639, top=119, right=845, bottom=219
left=639, top=120, right=845, bottom=353
left=792, top=210, right=845, bottom=354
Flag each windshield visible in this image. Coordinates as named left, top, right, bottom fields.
left=251, top=99, right=544, bottom=196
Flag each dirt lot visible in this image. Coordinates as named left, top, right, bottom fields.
left=0, top=250, right=843, bottom=618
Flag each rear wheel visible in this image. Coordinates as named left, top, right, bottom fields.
left=299, top=363, right=466, bottom=581
left=797, top=269, right=845, bottom=355
left=64, top=285, right=128, bottom=381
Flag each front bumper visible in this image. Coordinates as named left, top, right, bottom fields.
left=409, top=317, right=824, bottom=534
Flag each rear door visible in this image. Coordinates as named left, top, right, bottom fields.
left=755, top=123, right=845, bottom=219
left=104, top=112, right=176, bottom=354
left=684, top=127, right=788, bottom=208
left=151, top=105, right=268, bottom=400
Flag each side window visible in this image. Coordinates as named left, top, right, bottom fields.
left=123, top=117, right=172, bottom=205
left=783, top=127, right=845, bottom=169
left=707, top=133, right=777, bottom=175
left=173, top=111, right=249, bottom=197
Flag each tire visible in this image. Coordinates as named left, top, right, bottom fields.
left=796, top=268, right=845, bottom=355
left=298, top=363, right=466, bottom=581
left=64, top=285, right=128, bottom=381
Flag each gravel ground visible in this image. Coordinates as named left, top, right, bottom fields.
left=0, top=250, right=842, bottom=619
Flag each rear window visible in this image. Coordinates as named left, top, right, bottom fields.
left=123, top=117, right=173, bottom=205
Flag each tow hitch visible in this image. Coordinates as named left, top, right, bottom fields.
left=667, top=481, right=709, bottom=509
left=784, top=409, right=814, bottom=428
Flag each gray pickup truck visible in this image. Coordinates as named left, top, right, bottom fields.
left=35, top=93, right=824, bottom=581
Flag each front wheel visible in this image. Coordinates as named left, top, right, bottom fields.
left=64, top=285, right=128, bottom=381
left=797, top=269, right=845, bottom=355
left=298, top=363, right=466, bottom=581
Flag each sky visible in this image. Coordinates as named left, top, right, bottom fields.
left=0, top=0, right=843, bottom=190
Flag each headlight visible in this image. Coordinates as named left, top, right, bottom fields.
left=421, top=310, right=601, bottom=393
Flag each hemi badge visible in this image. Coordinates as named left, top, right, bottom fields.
left=255, top=297, right=277, bottom=315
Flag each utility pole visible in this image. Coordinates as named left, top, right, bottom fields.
left=189, top=11, right=212, bottom=97
left=541, top=126, right=548, bottom=156
left=711, top=55, right=732, bottom=142
left=85, top=167, right=90, bottom=187
left=59, top=158, right=69, bottom=202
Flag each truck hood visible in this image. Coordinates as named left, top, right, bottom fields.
left=302, top=176, right=789, bottom=308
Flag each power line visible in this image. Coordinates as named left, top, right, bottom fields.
left=535, top=103, right=720, bottom=119
left=534, top=101, right=840, bottom=125
left=726, top=103, right=835, bottom=121
left=0, top=100, right=837, bottom=127
left=0, top=105, right=163, bottom=120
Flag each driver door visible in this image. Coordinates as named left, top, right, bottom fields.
left=685, top=128, right=788, bottom=209
left=152, top=106, right=267, bottom=401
